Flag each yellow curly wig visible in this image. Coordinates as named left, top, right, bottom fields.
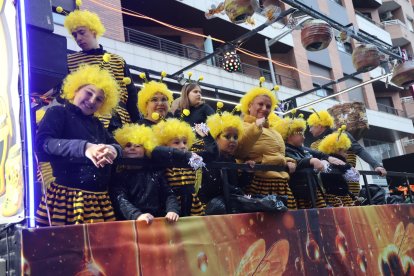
left=268, top=112, right=282, bottom=129
left=137, top=81, right=174, bottom=116
left=307, top=110, right=334, bottom=128
left=318, top=131, right=351, bottom=154
left=152, top=118, right=195, bottom=149
left=64, top=10, right=106, bottom=38
left=207, top=112, right=244, bottom=140
left=62, top=64, right=120, bottom=116
left=114, top=124, right=156, bottom=156
left=273, top=117, right=306, bottom=141
left=239, top=87, right=278, bottom=115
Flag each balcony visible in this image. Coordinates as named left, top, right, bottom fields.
left=402, top=96, right=414, bottom=119
left=353, top=0, right=382, bottom=8
left=356, top=14, right=392, bottom=45
left=377, top=102, right=407, bottom=117
left=379, top=0, right=402, bottom=13
left=383, top=19, right=414, bottom=47
left=124, top=27, right=298, bottom=89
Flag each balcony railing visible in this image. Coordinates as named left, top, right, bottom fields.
left=124, top=27, right=298, bottom=89
left=383, top=19, right=413, bottom=32
left=377, top=102, right=407, bottom=117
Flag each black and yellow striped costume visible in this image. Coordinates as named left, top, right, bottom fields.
left=345, top=152, right=361, bottom=197
left=246, top=177, right=297, bottom=209
left=35, top=103, right=120, bottom=226
left=296, top=190, right=327, bottom=209
left=36, top=182, right=115, bottom=226
left=285, top=144, right=327, bottom=209
left=165, top=168, right=205, bottom=216
left=311, top=140, right=360, bottom=205
left=67, top=46, right=139, bottom=129
left=236, top=115, right=298, bottom=210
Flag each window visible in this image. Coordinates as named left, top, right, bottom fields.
left=309, top=62, right=334, bottom=96
left=313, top=83, right=333, bottom=97
left=334, top=30, right=353, bottom=54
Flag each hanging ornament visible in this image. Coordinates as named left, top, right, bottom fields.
left=391, top=60, right=414, bottom=87
left=222, top=46, right=241, bottom=72
left=301, top=19, right=333, bottom=51
left=352, top=44, right=380, bottom=72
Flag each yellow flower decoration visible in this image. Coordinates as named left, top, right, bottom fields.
left=273, top=85, right=280, bottom=91
left=259, top=76, right=266, bottom=83
left=217, top=101, right=224, bottom=109
left=341, top=125, right=347, bottom=131
left=102, top=53, right=111, bottom=63
left=56, top=6, right=63, bottom=13
left=139, top=72, right=146, bottom=79
left=188, top=72, right=193, bottom=79
left=151, top=112, right=160, bottom=121
left=235, top=104, right=241, bottom=111
left=76, top=0, right=82, bottom=7
left=183, top=109, right=190, bottom=116
left=198, top=76, right=204, bottom=81
left=161, top=71, right=167, bottom=78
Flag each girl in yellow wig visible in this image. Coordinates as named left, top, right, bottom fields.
left=236, top=79, right=297, bottom=210
left=318, top=127, right=360, bottom=207
left=152, top=118, right=218, bottom=216
left=35, top=65, right=122, bottom=226
left=110, top=124, right=180, bottom=224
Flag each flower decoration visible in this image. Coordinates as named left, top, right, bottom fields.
left=122, top=77, right=131, bottom=85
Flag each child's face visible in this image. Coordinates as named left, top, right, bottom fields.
left=123, top=143, right=145, bottom=158
left=216, top=127, right=239, bottom=156
left=73, top=84, right=105, bottom=115
left=287, top=131, right=305, bottom=147
left=167, top=137, right=188, bottom=152
left=188, top=86, right=202, bottom=107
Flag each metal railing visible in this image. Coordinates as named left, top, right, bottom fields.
left=124, top=27, right=298, bottom=89
left=401, top=96, right=414, bottom=103
left=355, top=11, right=385, bottom=29
left=382, top=19, right=413, bottom=32
left=377, top=103, right=407, bottom=117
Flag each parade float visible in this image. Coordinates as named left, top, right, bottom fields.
left=0, top=0, right=413, bottom=275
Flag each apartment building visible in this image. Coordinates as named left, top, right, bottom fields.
left=50, top=0, right=414, bottom=184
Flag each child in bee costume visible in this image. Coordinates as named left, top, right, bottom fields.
left=152, top=118, right=218, bottom=216
left=273, top=114, right=328, bottom=209
left=318, top=126, right=360, bottom=207
left=110, top=124, right=180, bottom=224
left=35, top=65, right=122, bottom=226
